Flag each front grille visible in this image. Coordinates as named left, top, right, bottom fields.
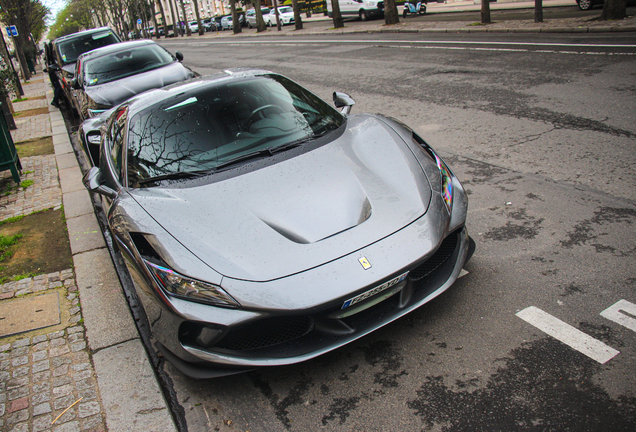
left=409, top=231, right=458, bottom=281
left=215, top=316, right=314, bottom=351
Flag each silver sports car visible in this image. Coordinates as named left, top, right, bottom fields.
left=82, top=69, right=475, bottom=378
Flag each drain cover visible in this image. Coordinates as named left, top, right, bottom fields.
left=0, top=292, right=60, bottom=337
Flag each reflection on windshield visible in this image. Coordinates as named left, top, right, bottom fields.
left=58, top=32, right=120, bottom=64
left=126, top=75, right=343, bottom=186
left=84, top=45, right=174, bottom=86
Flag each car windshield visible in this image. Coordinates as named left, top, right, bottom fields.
left=279, top=6, right=292, bottom=13
left=84, top=44, right=174, bottom=86
left=57, top=31, right=120, bottom=64
left=126, top=74, right=344, bottom=186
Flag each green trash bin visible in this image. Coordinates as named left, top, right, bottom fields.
left=0, top=102, right=21, bottom=183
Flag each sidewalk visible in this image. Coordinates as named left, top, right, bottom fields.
left=0, top=67, right=176, bottom=431
left=185, top=0, right=636, bottom=37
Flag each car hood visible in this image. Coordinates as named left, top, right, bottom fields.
left=130, top=115, right=432, bottom=282
left=85, top=62, right=193, bottom=107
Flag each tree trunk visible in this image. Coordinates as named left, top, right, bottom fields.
left=481, top=0, right=491, bottom=24
left=384, top=0, right=400, bottom=25
left=255, top=4, right=267, bottom=32
left=179, top=0, right=192, bottom=36
left=13, top=36, right=31, bottom=82
left=231, top=0, right=242, bottom=34
left=193, top=0, right=204, bottom=36
left=534, top=0, right=543, bottom=23
left=167, top=0, right=177, bottom=36
left=331, top=0, right=344, bottom=28
left=601, top=0, right=627, bottom=20
left=157, top=0, right=167, bottom=38
left=273, top=0, right=282, bottom=31
left=292, top=0, right=303, bottom=30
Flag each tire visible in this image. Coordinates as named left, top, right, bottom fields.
left=403, top=9, right=408, bottom=18
left=248, top=22, right=252, bottom=29
left=267, top=20, right=272, bottom=27
left=359, top=10, right=368, bottom=21
left=577, top=0, right=594, bottom=10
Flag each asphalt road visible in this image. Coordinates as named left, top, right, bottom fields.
left=146, top=32, right=636, bottom=431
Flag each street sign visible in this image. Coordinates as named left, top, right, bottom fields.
left=9, top=25, right=17, bottom=37
left=137, top=18, right=142, bottom=26
left=5, top=27, right=10, bottom=38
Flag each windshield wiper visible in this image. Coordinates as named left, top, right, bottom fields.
left=136, top=169, right=215, bottom=185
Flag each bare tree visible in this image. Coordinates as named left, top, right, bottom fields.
left=481, top=0, right=491, bottom=24
left=156, top=0, right=168, bottom=38
left=230, top=0, right=242, bottom=34
left=384, top=0, right=399, bottom=25
left=193, top=0, right=204, bottom=36
left=179, top=0, right=191, bottom=36
left=534, top=0, right=543, bottom=23
left=291, top=0, right=303, bottom=30
left=330, top=0, right=344, bottom=29
left=601, top=0, right=627, bottom=20
left=247, top=0, right=266, bottom=33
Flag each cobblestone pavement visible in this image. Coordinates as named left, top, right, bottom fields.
left=0, top=156, right=62, bottom=222
left=11, top=114, right=53, bottom=144
left=12, top=99, right=49, bottom=112
left=0, top=70, right=108, bottom=432
left=0, top=271, right=106, bottom=432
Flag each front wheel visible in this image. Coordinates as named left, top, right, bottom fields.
left=577, top=0, right=594, bottom=10
left=359, top=10, right=368, bottom=21
left=403, top=9, right=408, bottom=18
left=419, top=7, right=426, bottom=15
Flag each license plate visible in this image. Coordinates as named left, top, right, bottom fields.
left=342, top=272, right=409, bottom=309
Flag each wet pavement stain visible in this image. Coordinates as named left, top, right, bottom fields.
left=407, top=338, right=636, bottom=431
left=321, top=396, right=361, bottom=426
left=361, top=340, right=408, bottom=390
left=445, top=157, right=509, bottom=185
left=561, top=206, right=636, bottom=252
left=250, top=373, right=314, bottom=429
left=559, top=283, right=585, bottom=297
left=577, top=322, right=624, bottom=349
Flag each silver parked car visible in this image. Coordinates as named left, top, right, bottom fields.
left=82, top=69, right=475, bottom=378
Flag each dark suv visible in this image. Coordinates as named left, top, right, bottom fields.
left=49, top=27, right=121, bottom=108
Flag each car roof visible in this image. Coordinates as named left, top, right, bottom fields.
left=53, top=27, right=118, bottom=44
left=77, top=40, right=157, bottom=61
left=123, top=68, right=274, bottom=117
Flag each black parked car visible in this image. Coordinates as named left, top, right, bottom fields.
left=74, top=40, right=197, bottom=164
left=49, top=27, right=121, bottom=109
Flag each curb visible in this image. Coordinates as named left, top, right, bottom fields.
left=45, top=87, right=178, bottom=431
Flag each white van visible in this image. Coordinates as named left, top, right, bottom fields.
left=326, top=0, right=385, bottom=21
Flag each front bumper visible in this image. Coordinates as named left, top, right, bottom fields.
left=127, top=221, right=473, bottom=378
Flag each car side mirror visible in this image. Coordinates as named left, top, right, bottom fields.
left=83, top=167, right=117, bottom=199
left=48, top=64, right=59, bottom=72
left=175, top=51, right=184, bottom=62
left=333, top=92, right=355, bottom=115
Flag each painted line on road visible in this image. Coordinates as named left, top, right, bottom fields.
left=167, top=40, right=636, bottom=55
left=601, top=300, right=636, bottom=333
left=164, top=39, right=636, bottom=49
left=516, top=306, right=619, bottom=364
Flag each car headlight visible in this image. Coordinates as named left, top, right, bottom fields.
left=143, top=259, right=240, bottom=308
left=434, top=154, right=453, bottom=213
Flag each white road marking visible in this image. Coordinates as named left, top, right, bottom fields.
left=165, top=39, right=636, bottom=49
left=600, top=300, right=636, bottom=333
left=516, top=306, right=619, bottom=364
left=165, top=40, right=636, bottom=56
left=458, top=269, right=469, bottom=279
